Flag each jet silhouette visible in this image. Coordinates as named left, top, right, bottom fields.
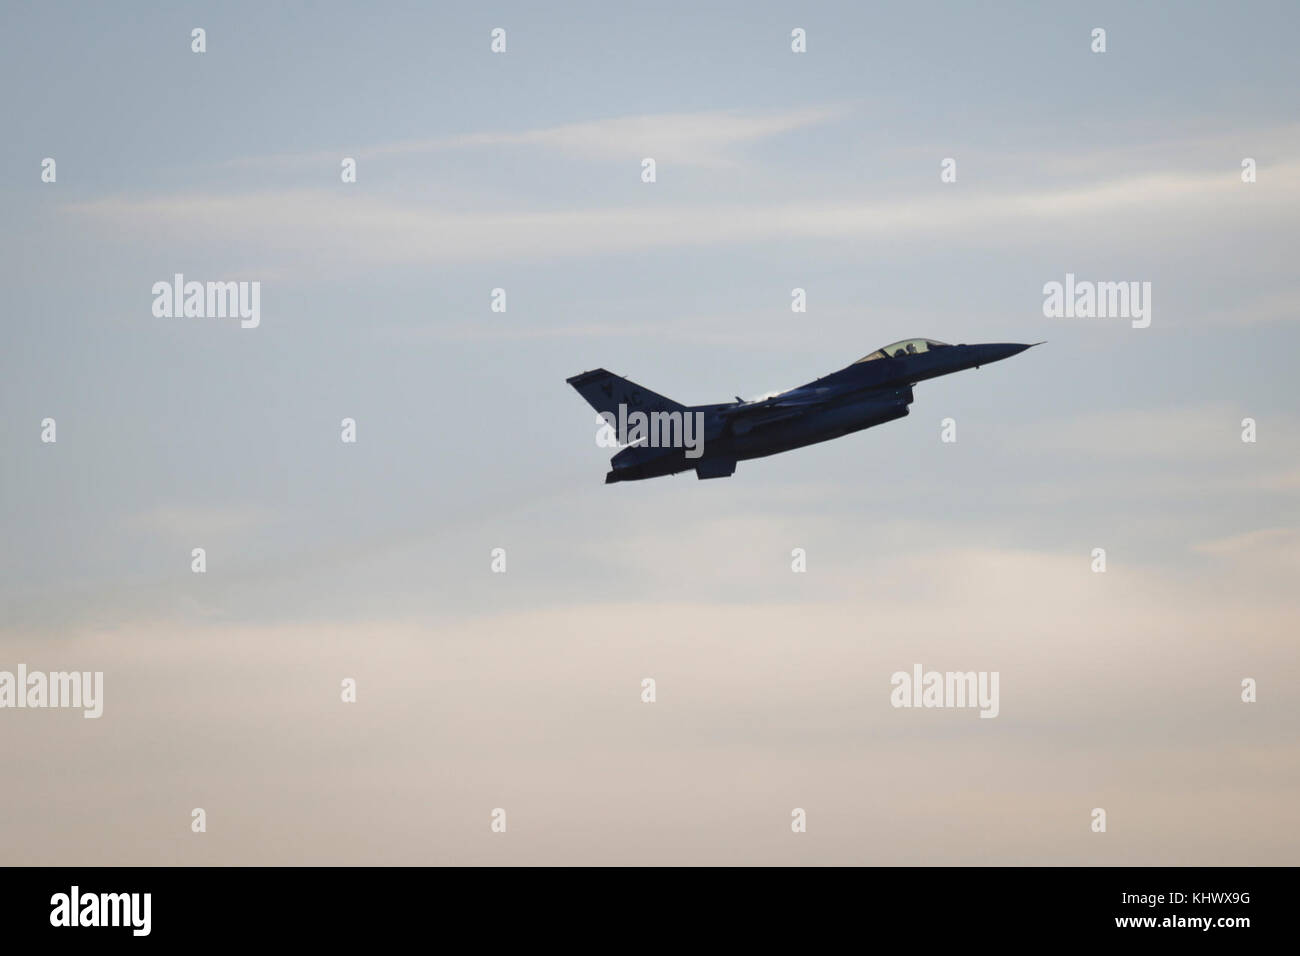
left=568, top=338, right=1037, bottom=483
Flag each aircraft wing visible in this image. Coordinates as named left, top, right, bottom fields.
left=718, top=392, right=825, bottom=434
left=719, top=384, right=912, bottom=435
left=719, top=392, right=823, bottom=417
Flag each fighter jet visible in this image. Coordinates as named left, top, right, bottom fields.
left=567, top=338, right=1037, bottom=483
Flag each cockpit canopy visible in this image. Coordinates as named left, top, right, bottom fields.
left=855, top=338, right=951, bottom=363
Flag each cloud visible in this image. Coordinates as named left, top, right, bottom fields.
left=227, top=106, right=847, bottom=171
left=1194, top=526, right=1299, bottom=557
left=884, top=122, right=1300, bottom=185
left=65, top=159, right=1300, bottom=273
left=3, top=539, right=1296, bottom=865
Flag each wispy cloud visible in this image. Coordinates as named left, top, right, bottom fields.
left=1194, top=526, right=1299, bottom=556
left=65, top=161, right=1300, bottom=272
left=5, top=541, right=1297, bottom=864
left=227, top=106, right=848, bottom=171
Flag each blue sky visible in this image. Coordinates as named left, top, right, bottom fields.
left=1, top=1, right=1297, bottom=864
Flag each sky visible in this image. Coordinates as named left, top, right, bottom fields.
left=1, top=0, right=1297, bottom=865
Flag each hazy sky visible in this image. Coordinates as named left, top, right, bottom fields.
left=1, top=1, right=1297, bottom=865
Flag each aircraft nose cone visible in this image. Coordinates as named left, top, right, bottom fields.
left=975, top=342, right=1034, bottom=365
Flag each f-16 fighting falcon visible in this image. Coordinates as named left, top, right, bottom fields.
left=567, top=338, right=1038, bottom=483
